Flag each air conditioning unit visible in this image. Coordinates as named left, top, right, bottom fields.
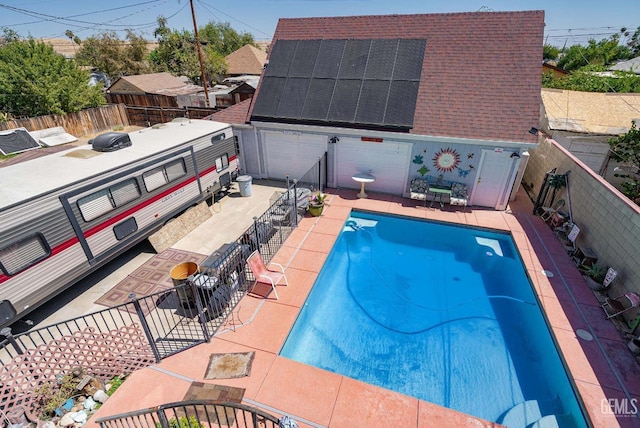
left=90, top=132, right=132, bottom=152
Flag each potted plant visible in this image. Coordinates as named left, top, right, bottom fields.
left=582, top=264, right=606, bottom=291
left=308, top=192, right=327, bottom=217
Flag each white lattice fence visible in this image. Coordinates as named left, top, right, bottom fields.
left=0, top=324, right=154, bottom=412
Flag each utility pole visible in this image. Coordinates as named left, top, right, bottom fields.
left=190, top=0, right=211, bottom=107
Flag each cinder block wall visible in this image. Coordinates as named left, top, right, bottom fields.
left=523, top=137, right=640, bottom=299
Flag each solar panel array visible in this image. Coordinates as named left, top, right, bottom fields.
left=251, top=39, right=426, bottom=130
left=0, top=128, right=41, bottom=155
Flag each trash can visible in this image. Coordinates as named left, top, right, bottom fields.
left=170, top=262, right=199, bottom=307
left=237, top=175, right=253, bottom=197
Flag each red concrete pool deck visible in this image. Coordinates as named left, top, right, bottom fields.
left=88, top=188, right=638, bottom=428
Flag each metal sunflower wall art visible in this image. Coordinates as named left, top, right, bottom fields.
left=433, top=148, right=460, bottom=172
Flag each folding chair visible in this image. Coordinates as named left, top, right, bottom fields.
left=602, top=292, right=640, bottom=319
left=246, top=250, right=288, bottom=299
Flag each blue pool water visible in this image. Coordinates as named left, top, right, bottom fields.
left=280, top=211, right=586, bottom=427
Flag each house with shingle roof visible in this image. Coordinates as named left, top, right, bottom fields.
left=225, top=44, right=268, bottom=76
left=106, top=72, right=206, bottom=107
left=210, top=11, right=544, bottom=209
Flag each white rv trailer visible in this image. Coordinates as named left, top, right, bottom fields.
left=0, top=119, right=238, bottom=327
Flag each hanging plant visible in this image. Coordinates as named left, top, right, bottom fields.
left=548, top=174, right=566, bottom=189
left=547, top=173, right=566, bottom=206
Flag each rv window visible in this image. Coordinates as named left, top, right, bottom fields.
left=215, top=153, right=229, bottom=171
left=211, top=133, right=226, bottom=143
left=111, top=179, right=141, bottom=207
left=143, top=158, right=186, bottom=192
left=0, top=233, right=50, bottom=276
left=78, top=188, right=113, bottom=221
left=78, top=178, right=141, bottom=222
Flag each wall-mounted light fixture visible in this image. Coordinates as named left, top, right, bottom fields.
left=510, top=152, right=521, bottom=158
left=328, top=136, right=339, bottom=144
left=528, top=127, right=539, bottom=135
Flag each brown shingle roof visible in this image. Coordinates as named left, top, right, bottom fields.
left=208, top=98, right=252, bottom=124
left=250, top=11, right=544, bottom=143
left=108, top=73, right=203, bottom=96
left=225, top=45, right=267, bottom=75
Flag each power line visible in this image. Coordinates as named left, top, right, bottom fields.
left=0, top=2, right=160, bottom=28
left=0, top=1, right=181, bottom=40
left=197, top=0, right=272, bottom=38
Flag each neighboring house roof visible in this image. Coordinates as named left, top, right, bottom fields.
left=248, top=11, right=544, bottom=143
left=542, top=62, right=569, bottom=77
left=541, top=88, right=640, bottom=134
left=225, top=45, right=268, bottom=75
left=207, top=98, right=252, bottom=124
left=609, top=57, right=640, bottom=74
left=107, top=73, right=203, bottom=96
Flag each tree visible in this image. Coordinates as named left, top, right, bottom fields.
left=199, top=22, right=255, bottom=56
left=558, top=35, right=632, bottom=71
left=608, top=121, right=640, bottom=205
left=150, top=17, right=202, bottom=83
left=150, top=17, right=254, bottom=84
left=75, top=30, right=152, bottom=81
left=542, top=65, right=640, bottom=93
left=620, top=26, right=640, bottom=57
left=543, top=44, right=560, bottom=62
left=0, top=38, right=105, bottom=117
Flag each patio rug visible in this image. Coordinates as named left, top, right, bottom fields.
left=94, top=248, right=207, bottom=314
left=204, top=352, right=255, bottom=380
left=181, top=382, right=245, bottom=425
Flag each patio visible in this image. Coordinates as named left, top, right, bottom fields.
left=87, top=186, right=638, bottom=428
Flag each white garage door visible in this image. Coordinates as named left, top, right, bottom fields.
left=336, top=139, right=412, bottom=194
left=264, top=131, right=327, bottom=180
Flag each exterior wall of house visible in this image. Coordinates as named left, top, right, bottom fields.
left=522, top=137, right=640, bottom=303
left=237, top=123, right=531, bottom=209
left=235, top=127, right=260, bottom=176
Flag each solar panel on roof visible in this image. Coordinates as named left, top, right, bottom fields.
left=313, top=40, right=345, bottom=78
left=393, top=39, right=427, bottom=81
left=385, top=81, right=421, bottom=127
left=327, top=79, right=362, bottom=123
left=264, top=40, right=297, bottom=77
left=276, top=78, right=311, bottom=118
left=302, top=78, right=336, bottom=120
left=252, top=38, right=426, bottom=130
left=338, top=39, right=370, bottom=80
left=0, top=128, right=41, bottom=155
left=356, top=80, right=391, bottom=125
left=290, top=40, right=321, bottom=77
left=251, top=76, right=287, bottom=117
left=365, top=39, right=397, bottom=80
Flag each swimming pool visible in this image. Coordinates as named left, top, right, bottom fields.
left=280, top=211, right=586, bottom=427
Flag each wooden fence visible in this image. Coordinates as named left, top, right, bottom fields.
left=125, top=105, right=219, bottom=127
left=0, top=104, right=129, bottom=137
left=0, top=103, right=220, bottom=138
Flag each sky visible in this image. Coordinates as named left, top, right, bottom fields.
left=0, top=0, right=638, bottom=47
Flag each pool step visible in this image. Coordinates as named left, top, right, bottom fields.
left=499, top=400, right=543, bottom=427
left=529, top=414, right=577, bottom=428
left=498, top=398, right=570, bottom=427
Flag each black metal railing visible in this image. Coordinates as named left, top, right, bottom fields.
left=94, top=400, right=280, bottom=428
